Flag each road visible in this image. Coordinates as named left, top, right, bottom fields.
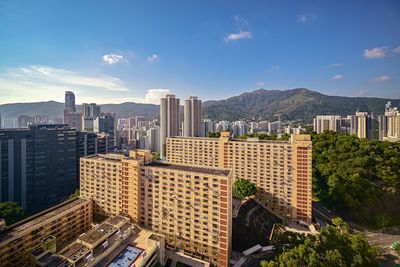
left=312, top=201, right=400, bottom=247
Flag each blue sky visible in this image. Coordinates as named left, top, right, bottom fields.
left=0, top=0, right=399, bottom=104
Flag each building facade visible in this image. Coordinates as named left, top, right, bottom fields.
left=0, top=198, right=92, bottom=266
left=184, top=96, right=202, bottom=137
left=313, top=115, right=342, bottom=133
left=356, top=111, right=373, bottom=139
left=160, top=94, right=180, bottom=158
left=166, top=132, right=312, bottom=223
left=383, top=102, right=400, bottom=142
left=80, top=150, right=232, bottom=267
left=0, top=124, right=78, bottom=213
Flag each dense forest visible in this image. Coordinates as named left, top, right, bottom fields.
left=312, top=131, right=400, bottom=228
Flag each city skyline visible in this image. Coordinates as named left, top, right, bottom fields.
left=0, top=1, right=400, bottom=105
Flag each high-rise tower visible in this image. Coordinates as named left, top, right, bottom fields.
left=65, top=91, right=76, bottom=113
left=183, top=96, right=202, bottom=137
left=159, top=94, right=180, bottom=157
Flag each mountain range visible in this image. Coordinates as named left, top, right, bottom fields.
left=1, top=88, right=399, bottom=123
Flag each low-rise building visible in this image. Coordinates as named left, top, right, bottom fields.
left=0, top=198, right=92, bottom=266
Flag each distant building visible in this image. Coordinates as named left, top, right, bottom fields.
left=64, top=111, right=82, bottom=130
left=201, top=118, right=214, bottom=136
left=356, top=111, right=373, bottom=139
left=313, top=115, right=342, bottom=133
left=64, top=91, right=76, bottom=113
left=377, top=115, right=387, bottom=141
left=93, top=113, right=115, bottom=148
left=258, top=120, right=269, bottom=132
left=17, top=115, right=35, bottom=128
left=268, top=120, right=282, bottom=133
left=216, top=120, right=230, bottom=132
left=381, top=101, right=400, bottom=142
left=183, top=96, right=202, bottom=137
left=0, top=124, right=78, bottom=213
left=76, top=131, right=109, bottom=185
left=3, top=118, right=18, bottom=128
left=145, top=127, right=160, bottom=153
left=82, top=103, right=101, bottom=118
left=232, top=121, right=248, bottom=136
left=63, top=91, right=82, bottom=130
left=159, top=94, right=180, bottom=158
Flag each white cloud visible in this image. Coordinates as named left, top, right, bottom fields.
left=225, top=31, right=252, bottom=42
left=393, top=46, right=400, bottom=54
left=297, top=14, right=316, bottom=23
left=363, top=47, right=388, bottom=59
left=147, top=54, right=159, bottom=63
left=266, top=65, right=280, bottom=72
left=331, top=74, right=343, bottom=80
left=0, top=65, right=130, bottom=104
left=370, top=75, right=390, bottom=83
left=102, top=53, right=124, bottom=64
left=256, top=82, right=265, bottom=87
left=0, top=66, right=177, bottom=105
left=225, top=16, right=252, bottom=42
left=135, top=89, right=172, bottom=104
left=331, top=63, right=342, bottom=67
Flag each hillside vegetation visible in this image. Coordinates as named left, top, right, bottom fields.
left=202, top=88, right=400, bottom=122
left=1, top=88, right=399, bottom=122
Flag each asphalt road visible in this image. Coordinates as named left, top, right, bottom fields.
left=312, top=201, right=400, bottom=248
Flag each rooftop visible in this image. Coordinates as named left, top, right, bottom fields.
left=82, top=153, right=125, bottom=162
left=0, top=198, right=89, bottom=244
left=145, top=161, right=231, bottom=176
left=78, top=222, right=116, bottom=246
left=167, top=135, right=294, bottom=144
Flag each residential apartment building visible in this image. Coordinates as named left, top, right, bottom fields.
left=166, top=132, right=312, bottom=223
left=80, top=150, right=232, bottom=267
left=184, top=96, right=202, bottom=137
left=80, top=154, right=125, bottom=216
left=356, top=111, right=373, bottom=139
left=313, top=115, right=342, bottom=133
left=0, top=198, right=92, bottom=266
left=160, top=94, right=180, bottom=158
left=383, top=102, right=400, bottom=142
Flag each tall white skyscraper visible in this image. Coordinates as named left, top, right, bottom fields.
left=183, top=96, right=202, bottom=137
left=160, top=94, right=180, bottom=157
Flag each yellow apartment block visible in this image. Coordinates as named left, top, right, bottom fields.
left=0, top=198, right=92, bottom=267
left=80, top=153, right=125, bottom=216
left=166, top=132, right=312, bottom=223
left=80, top=150, right=232, bottom=267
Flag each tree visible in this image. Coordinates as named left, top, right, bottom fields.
left=207, top=132, right=221, bottom=138
left=261, top=218, right=378, bottom=267
left=312, top=131, right=400, bottom=228
left=152, top=153, right=161, bottom=160
left=68, top=189, right=80, bottom=199
left=0, top=202, right=25, bottom=225
left=233, top=178, right=257, bottom=200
